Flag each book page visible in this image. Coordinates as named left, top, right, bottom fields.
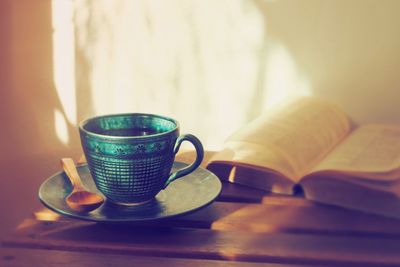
left=209, top=97, right=352, bottom=182
left=309, top=124, right=400, bottom=181
left=300, top=175, right=400, bottom=219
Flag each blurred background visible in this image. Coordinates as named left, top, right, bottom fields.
left=1, top=0, right=400, bottom=237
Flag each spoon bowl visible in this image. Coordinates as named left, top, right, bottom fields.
left=66, top=190, right=105, bottom=212
left=61, top=158, right=104, bottom=212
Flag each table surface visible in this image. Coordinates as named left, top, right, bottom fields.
left=2, top=153, right=400, bottom=267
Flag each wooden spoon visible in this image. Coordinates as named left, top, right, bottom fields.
left=61, top=158, right=104, bottom=212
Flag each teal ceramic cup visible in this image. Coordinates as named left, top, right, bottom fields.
left=79, top=113, right=204, bottom=205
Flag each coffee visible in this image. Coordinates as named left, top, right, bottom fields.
left=100, top=128, right=159, bottom=137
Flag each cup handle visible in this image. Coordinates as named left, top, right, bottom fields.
left=164, top=134, right=204, bottom=188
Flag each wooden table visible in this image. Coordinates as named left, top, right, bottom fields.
left=2, top=154, right=400, bottom=266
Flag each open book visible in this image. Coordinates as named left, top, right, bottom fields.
left=207, top=97, right=400, bottom=219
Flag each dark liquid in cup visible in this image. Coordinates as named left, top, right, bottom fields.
left=101, top=128, right=159, bottom=136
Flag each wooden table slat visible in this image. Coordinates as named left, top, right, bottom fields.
left=3, top=218, right=400, bottom=266
left=32, top=197, right=400, bottom=237
left=1, top=248, right=304, bottom=267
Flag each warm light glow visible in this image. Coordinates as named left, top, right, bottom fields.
left=33, top=208, right=62, bottom=221
left=228, top=166, right=237, bottom=184
left=54, top=109, right=69, bottom=145
left=73, top=0, right=267, bottom=150
left=211, top=204, right=282, bottom=233
left=263, top=42, right=311, bottom=108
left=50, top=1, right=312, bottom=149
left=52, top=0, right=76, bottom=127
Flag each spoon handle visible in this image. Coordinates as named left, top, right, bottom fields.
left=61, top=158, right=86, bottom=191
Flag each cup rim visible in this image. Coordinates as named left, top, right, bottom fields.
left=79, top=113, right=179, bottom=139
